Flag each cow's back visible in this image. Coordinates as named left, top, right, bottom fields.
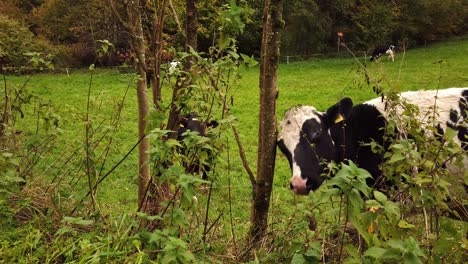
left=364, top=88, right=467, bottom=198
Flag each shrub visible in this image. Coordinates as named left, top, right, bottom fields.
left=0, top=14, right=58, bottom=71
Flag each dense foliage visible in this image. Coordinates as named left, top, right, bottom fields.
left=1, top=0, right=466, bottom=66
left=0, top=14, right=57, bottom=70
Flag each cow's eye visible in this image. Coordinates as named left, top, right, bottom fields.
left=286, top=120, right=291, bottom=125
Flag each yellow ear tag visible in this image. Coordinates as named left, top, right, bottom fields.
left=180, top=124, right=185, bottom=128
left=334, top=114, right=344, bottom=124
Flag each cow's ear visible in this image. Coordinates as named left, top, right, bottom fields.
left=179, top=115, right=189, bottom=128
left=323, top=97, right=353, bottom=127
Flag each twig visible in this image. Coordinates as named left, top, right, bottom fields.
left=421, top=188, right=430, bottom=240
left=71, top=134, right=146, bottom=215
left=227, top=138, right=238, bottom=257
left=12, top=75, right=33, bottom=106
left=231, top=125, right=256, bottom=193
left=85, top=69, right=97, bottom=212
left=205, top=211, right=224, bottom=235
left=2, top=70, right=9, bottom=135
left=338, top=196, right=349, bottom=264
left=159, top=187, right=181, bottom=218
left=202, top=182, right=214, bottom=242
left=168, top=0, right=183, bottom=33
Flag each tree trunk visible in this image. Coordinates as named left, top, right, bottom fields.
left=185, top=0, right=198, bottom=51
left=152, top=0, right=167, bottom=110
left=250, top=0, right=283, bottom=244
left=108, top=0, right=151, bottom=210
left=166, top=0, right=198, bottom=134
left=128, top=3, right=151, bottom=210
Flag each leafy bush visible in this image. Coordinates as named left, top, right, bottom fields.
left=0, top=14, right=61, bottom=71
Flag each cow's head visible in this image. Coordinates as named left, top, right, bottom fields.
left=177, top=113, right=219, bottom=140
left=277, top=98, right=353, bottom=195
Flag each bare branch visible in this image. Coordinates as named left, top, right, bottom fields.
left=168, top=0, right=183, bottom=33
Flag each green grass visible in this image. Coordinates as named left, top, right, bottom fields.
left=2, top=37, right=468, bottom=262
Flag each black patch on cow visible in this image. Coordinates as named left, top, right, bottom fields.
left=177, top=113, right=218, bottom=179
left=448, top=109, right=458, bottom=130
left=293, top=117, right=336, bottom=191
left=330, top=103, right=386, bottom=187
left=435, top=124, right=445, bottom=140
left=302, top=118, right=323, bottom=142
left=445, top=90, right=468, bottom=150
left=457, top=90, right=468, bottom=150
left=323, top=97, right=354, bottom=128
left=277, top=139, right=293, bottom=170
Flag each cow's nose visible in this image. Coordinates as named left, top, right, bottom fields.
left=290, top=176, right=308, bottom=195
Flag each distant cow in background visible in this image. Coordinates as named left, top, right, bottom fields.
left=177, top=113, right=219, bottom=180
left=370, top=45, right=395, bottom=62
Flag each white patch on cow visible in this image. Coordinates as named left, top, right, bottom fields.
left=385, top=49, right=395, bottom=62
left=364, top=87, right=467, bottom=175
left=279, top=105, right=323, bottom=188
left=364, top=88, right=464, bottom=132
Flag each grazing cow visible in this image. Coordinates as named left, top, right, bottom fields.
left=177, top=113, right=218, bottom=179
left=277, top=88, right=467, bottom=195
left=370, top=45, right=395, bottom=62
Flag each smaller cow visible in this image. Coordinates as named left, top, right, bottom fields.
left=177, top=113, right=218, bottom=179
left=370, top=45, right=395, bottom=62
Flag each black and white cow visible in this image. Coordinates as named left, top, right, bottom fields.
left=370, top=45, right=395, bottom=62
left=278, top=88, right=467, bottom=195
left=177, top=113, right=218, bottom=179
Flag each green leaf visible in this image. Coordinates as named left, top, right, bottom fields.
left=387, top=239, right=407, bottom=252
left=345, top=244, right=360, bottom=259
left=291, top=252, right=306, bottom=264
left=388, top=153, right=406, bottom=163
left=373, top=190, right=387, bottom=203
left=364, top=247, right=386, bottom=259
left=398, top=220, right=415, bottom=229
left=403, top=253, right=422, bottom=264
left=62, top=216, right=94, bottom=226
left=55, top=226, right=75, bottom=235
left=136, top=212, right=162, bottom=221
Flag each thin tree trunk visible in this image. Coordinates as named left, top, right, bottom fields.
left=250, top=0, right=283, bottom=244
left=185, top=0, right=198, bottom=51
left=152, top=0, right=167, bottom=110
left=108, top=0, right=151, bottom=209
left=130, top=4, right=151, bottom=209
left=166, top=0, right=198, bottom=134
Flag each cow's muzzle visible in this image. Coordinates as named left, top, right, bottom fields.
left=290, top=176, right=309, bottom=195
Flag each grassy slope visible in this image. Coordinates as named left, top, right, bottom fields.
left=3, top=38, right=468, bottom=258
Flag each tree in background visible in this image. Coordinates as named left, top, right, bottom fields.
left=250, top=0, right=283, bottom=244
left=281, top=0, right=331, bottom=55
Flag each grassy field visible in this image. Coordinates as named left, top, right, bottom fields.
left=2, top=37, right=468, bottom=262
